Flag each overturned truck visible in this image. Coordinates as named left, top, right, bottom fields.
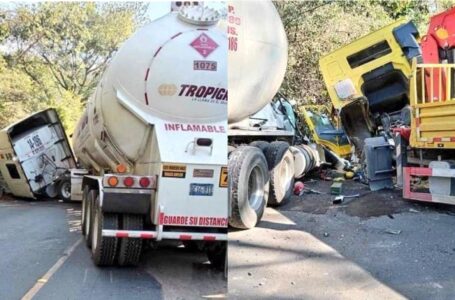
left=0, top=109, right=76, bottom=200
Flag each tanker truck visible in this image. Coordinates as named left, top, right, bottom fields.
left=72, top=5, right=227, bottom=267
left=227, top=1, right=319, bottom=229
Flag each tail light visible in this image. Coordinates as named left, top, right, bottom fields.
left=123, top=177, right=134, bottom=187
left=139, top=177, right=151, bottom=188
left=108, top=176, right=119, bottom=187
left=116, top=164, right=127, bottom=173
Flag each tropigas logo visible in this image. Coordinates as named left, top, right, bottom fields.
left=178, top=84, right=227, bottom=104
left=158, top=84, right=177, bottom=96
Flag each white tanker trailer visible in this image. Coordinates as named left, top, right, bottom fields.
left=71, top=6, right=227, bottom=267
left=227, top=1, right=318, bottom=229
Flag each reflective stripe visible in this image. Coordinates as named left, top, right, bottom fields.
left=179, top=234, right=192, bottom=240
left=102, top=229, right=227, bottom=241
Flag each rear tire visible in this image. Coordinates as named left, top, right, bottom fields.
left=249, top=140, right=270, bottom=153
left=85, top=189, right=98, bottom=248
left=118, top=214, right=143, bottom=266
left=228, top=145, right=236, bottom=157
left=265, top=142, right=295, bottom=206
left=44, top=183, right=58, bottom=199
left=91, top=199, right=119, bottom=266
left=229, top=146, right=269, bottom=229
left=58, top=177, right=72, bottom=202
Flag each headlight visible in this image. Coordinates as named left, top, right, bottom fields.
left=334, top=79, right=357, bottom=100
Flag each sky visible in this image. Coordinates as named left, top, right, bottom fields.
left=147, top=1, right=173, bottom=21
left=147, top=1, right=226, bottom=21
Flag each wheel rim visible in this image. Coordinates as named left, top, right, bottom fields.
left=61, top=182, right=71, bottom=199
left=280, top=155, right=293, bottom=191
left=247, top=166, right=264, bottom=210
left=92, top=209, right=98, bottom=250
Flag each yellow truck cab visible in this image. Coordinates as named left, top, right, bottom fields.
left=319, top=20, right=421, bottom=152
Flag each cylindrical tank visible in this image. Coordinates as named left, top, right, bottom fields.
left=227, top=1, right=288, bottom=123
left=72, top=6, right=227, bottom=171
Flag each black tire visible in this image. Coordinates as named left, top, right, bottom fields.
left=85, top=189, right=98, bottom=248
left=44, top=183, right=58, bottom=199
left=118, top=214, right=143, bottom=266
left=206, top=241, right=226, bottom=270
left=249, top=140, right=270, bottom=153
left=301, top=144, right=317, bottom=171
left=58, top=177, right=72, bottom=202
left=81, top=186, right=90, bottom=236
left=229, top=146, right=269, bottom=229
left=298, top=145, right=313, bottom=174
left=265, top=142, right=295, bottom=206
left=91, top=199, right=119, bottom=266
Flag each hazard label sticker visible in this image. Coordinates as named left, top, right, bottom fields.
left=162, top=164, right=186, bottom=178
left=219, top=167, right=228, bottom=188
left=190, top=33, right=218, bottom=58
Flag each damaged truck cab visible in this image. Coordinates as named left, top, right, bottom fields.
left=319, top=20, right=421, bottom=152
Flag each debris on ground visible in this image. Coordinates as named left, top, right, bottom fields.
left=304, top=188, right=323, bottom=195
left=385, top=229, right=402, bottom=235
left=293, top=182, right=305, bottom=195
left=333, top=194, right=360, bottom=204
left=330, top=182, right=343, bottom=195
left=345, top=171, right=355, bottom=179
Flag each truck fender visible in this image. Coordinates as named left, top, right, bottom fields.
left=82, top=175, right=104, bottom=207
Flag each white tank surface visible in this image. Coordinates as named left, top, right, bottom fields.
left=227, top=1, right=288, bottom=123
left=73, top=6, right=227, bottom=172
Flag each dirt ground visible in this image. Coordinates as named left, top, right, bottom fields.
left=229, top=178, right=455, bottom=299
left=284, top=178, right=455, bottom=218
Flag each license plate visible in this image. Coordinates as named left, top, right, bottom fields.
left=189, top=183, right=213, bottom=196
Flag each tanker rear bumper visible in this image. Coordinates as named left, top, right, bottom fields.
left=102, top=229, right=227, bottom=241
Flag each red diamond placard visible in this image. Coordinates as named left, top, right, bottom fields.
left=190, top=33, right=218, bottom=58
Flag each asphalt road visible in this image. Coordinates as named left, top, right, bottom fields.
left=0, top=197, right=226, bottom=300
left=229, top=180, right=455, bottom=299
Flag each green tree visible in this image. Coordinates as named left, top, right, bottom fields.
left=275, top=0, right=394, bottom=104
left=274, top=0, right=455, bottom=106
left=3, top=2, right=148, bottom=101
left=0, top=2, right=148, bottom=132
left=376, top=0, right=430, bottom=32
